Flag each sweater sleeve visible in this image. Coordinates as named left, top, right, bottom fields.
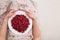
left=0, top=0, right=12, bottom=16
left=9, top=0, right=19, bottom=10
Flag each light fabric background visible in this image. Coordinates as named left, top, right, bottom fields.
left=35, top=0, right=60, bottom=40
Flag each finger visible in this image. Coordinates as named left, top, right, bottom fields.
left=6, top=10, right=17, bottom=18
left=23, top=10, right=32, bottom=14
left=8, top=10, right=18, bottom=16
left=9, top=10, right=18, bottom=14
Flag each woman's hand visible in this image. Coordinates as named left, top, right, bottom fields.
left=23, top=10, right=36, bottom=20
left=0, top=10, right=17, bottom=40
left=4, top=10, right=17, bottom=20
left=23, top=10, right=40, bottom=40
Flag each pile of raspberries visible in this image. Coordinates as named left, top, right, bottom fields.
left=11, top=15, right=30, bottom=33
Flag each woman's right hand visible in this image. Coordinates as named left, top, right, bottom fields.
left=4, top=10, right=17, bottom=20
left=0, top=10, right=17, bottom=40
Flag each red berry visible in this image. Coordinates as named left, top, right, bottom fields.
left=11, top=15, right=30, bottom=33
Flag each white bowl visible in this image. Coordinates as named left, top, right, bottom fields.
left=8, top=10, right=32, bottom=35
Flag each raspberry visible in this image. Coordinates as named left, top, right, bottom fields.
left=11, top=15, right=30, bottom=33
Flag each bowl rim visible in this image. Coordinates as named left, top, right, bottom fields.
left=8, top=10, right=32, bottom=35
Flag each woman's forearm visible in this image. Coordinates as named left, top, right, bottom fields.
left=0, top=10, right=16, bottom=40
left=0, top=18, right=8, bottom=38
left=32, top=19, right=40, bottom=40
